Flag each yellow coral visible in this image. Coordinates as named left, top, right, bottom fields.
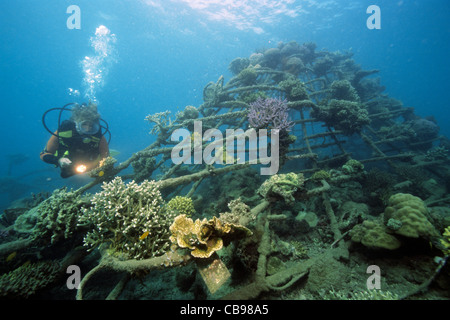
left=169, top=214, right=252, bottom=258
left=384, top=193, right=439, bottom=239
left=169, top=215, right=223, bottom=258
left=441, top=226, right=450, bottom=256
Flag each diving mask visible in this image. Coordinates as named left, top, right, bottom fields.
left=76, top=120, right=100, bottom=135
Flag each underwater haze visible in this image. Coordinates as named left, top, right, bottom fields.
left=1, top=0, right=450, bottom=301
left=1, top=0, right=449, bottom=208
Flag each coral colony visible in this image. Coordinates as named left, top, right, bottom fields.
left=1, top=40, right=450, bottom=301
left=248, top=97, right=294, bottom=132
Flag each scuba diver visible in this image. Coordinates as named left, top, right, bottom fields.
left=40, top=102, right=110, bottom=178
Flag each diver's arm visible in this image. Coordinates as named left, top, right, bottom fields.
left=40, top=133, right=59, bottom=165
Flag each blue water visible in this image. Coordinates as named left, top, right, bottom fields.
left=0, top=0, right=449, bottom=209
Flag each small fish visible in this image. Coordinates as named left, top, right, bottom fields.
left=6, top=251, right=17, bottom=262
left=98, top=170, right=104, bottom=177
left=109, top=149, right=121, bottom=157
left=139, top=231, right=150, bottom=241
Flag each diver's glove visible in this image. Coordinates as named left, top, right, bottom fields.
left=58, top=157, right=72, bottom=168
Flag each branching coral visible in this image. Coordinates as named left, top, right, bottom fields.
left=79, top=177, right=177, bottom=260
left=175, top=105, right=200, bottom=122
left=247, top=97, right=294, bottom=132
left=145, top=110, right=173, bottom=135
left=350, top=193, right=440, bottom=250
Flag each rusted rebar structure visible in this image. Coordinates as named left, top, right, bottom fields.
left=2, top=41, right=449, bottom=300
left=86, top=41, right=446, bottom=193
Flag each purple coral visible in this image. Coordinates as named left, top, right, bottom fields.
left=247, top=97, right=294, bottom=131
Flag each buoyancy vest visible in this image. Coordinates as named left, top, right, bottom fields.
left=57, top=120, right=103, bottom=163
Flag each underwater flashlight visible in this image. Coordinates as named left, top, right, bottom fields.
left=76, top=164, right=87, bottom=173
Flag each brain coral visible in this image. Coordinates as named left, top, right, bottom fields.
left=383, top=193, right=439, bottom=239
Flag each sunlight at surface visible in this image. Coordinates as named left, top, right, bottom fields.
left=141, top=0, right=321, bottom=33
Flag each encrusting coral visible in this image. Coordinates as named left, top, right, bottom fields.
left=79, top=177, right=177, bottom=260
left=88, top=156, right=117, bottom=179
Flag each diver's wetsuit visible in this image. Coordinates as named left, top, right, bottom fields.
left=40, top=120, right=109, bottom=178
